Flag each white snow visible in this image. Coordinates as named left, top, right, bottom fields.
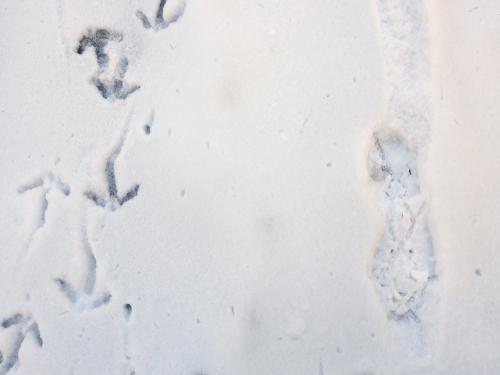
left=0, top=0, right=499, bottom=374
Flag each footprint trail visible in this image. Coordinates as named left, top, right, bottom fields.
left=17, top=172, right=70, bottom=254
left=368, top=0, right=437, bottom=329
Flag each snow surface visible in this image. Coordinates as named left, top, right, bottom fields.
left=0, top=0, right=499, bottom=374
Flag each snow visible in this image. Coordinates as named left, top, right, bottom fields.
left=0, top=0, right=499, bottom=374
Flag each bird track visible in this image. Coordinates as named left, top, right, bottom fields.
left=136, top=0, right=186, bottom=31
left=0, top=313, right=42, bottom=375
left=84, top=116, right=140, bottom=211
left=17, top=172, right=70, bottom=254
left=54, top=213, right=111, bottom=312
left=6, top=3, right=188, bottom=372
left=76, top=28, right=140, bottom=101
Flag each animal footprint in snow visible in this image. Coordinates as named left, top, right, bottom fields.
left=121, top=304, right=137, bottom=374
left=136, top=0, right=186, bottom=31
left=54, top=218, right=111, bottom=312
left=17, top=172, right=70, bottom=251
left=76, top=28, right=140, bottom=101
left=84, top=121, right=139, bottom=211
left=368, top=131, right=436, bottom=321
left=0, top=313, right=42, bottom=375
left=142, top=110, right=155, bottom=136
left=55, top=277, right=111, bottom=311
